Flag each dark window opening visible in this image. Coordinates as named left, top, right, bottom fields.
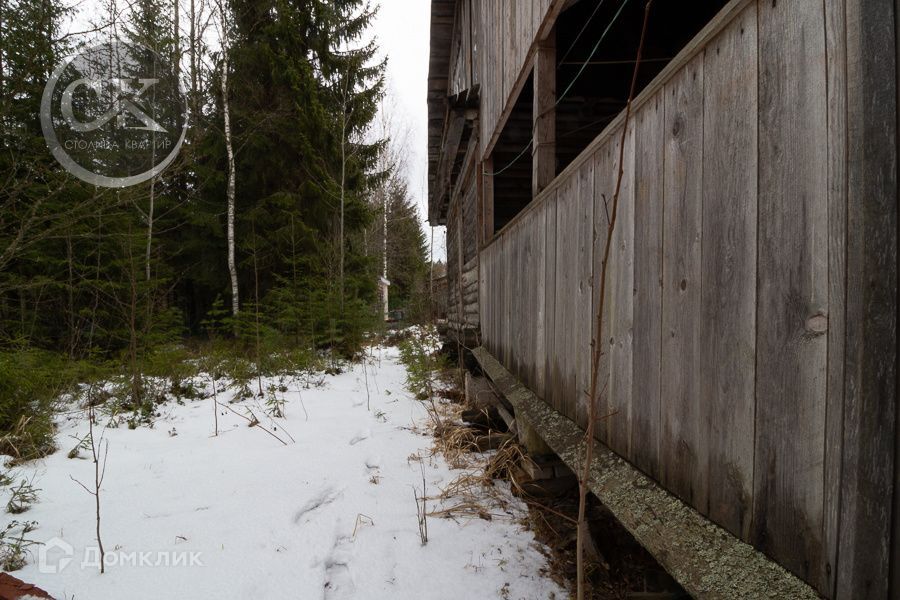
left=491, top=73, right=534, bottom=233
left=485, top=2, right=730, bottom=237
left=554, top=0, right=729, bottom=172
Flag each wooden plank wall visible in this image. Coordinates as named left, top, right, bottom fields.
left=477, top=0, right=555, bottom=159
left=476, top=1, right=898, bottom=597
left=448, top=0, right=475, bottom=97
left=447, top=1, right=558, bottom=336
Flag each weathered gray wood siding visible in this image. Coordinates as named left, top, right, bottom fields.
left=443, top=1, right=561, bottom=335
left=478, top=1, right=898, bottom=597
left=477, top=0, right=561, bottom=159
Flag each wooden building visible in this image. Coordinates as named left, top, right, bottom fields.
left=428, top=0, right=899, bottom=597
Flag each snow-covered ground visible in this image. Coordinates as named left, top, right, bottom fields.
left=4, top=346, right=565, bottom=600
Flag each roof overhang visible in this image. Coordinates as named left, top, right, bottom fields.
left=427, top=0, right=456, bottom=227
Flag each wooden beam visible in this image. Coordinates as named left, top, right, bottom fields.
left=471, top=346, right=819, bottom=600
left=836, top=0, right=898, bottom=597
left=482, top=156, right=495, bottom=244
left=437, top=109, right=467, bottom=196
left=482, top=0, right=568, bottom=160
left=533, top=29, right=556, bottom=196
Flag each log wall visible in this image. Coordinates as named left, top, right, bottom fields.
left=447, top=162, right=481, bottom=333
left=478, top=0, right=898, bottom=597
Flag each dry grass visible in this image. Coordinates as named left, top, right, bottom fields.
left=422, top=370, right=535, bottom=524
left=419, top=367, right=683, bottom=599
left=434, top=422, right=481, bottom=468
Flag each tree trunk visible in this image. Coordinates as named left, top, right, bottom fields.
left=146, top=178, right=154, bottom=281
left=190, top=0, right=197, bottom=113
left=339, top=113, right=346, bottom=314
left=222, top=51, right=239, bottom=318
left=173, top=0, right=180, bottom=82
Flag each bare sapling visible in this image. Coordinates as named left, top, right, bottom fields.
left=215, top=401, right=289, bottom=446
left=199, top=349, right=222, bottom=437
left=363, top=352, right=371, bottom=411
left=576, top=4, right=652, bottom=599
left=211, top=373, right=218, bottom=436
left=71, top=386, right=110, bottom=574
left=413, top=463, right=428, bottom=545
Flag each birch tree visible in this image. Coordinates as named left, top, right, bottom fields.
left=216, top=0, right=239, bottom=318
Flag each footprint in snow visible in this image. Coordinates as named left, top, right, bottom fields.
left=293, top=487, right=343, bottom=524
left=323, top=536, right=356, bottom=598
left=348, top=430, right=370, bottom=446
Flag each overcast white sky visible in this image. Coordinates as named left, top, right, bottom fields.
left=371, top=0, right=446, bottom=261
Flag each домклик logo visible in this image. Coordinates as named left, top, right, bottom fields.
left=40, top=40, right=188, bottom=188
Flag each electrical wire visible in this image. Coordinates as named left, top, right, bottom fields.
left=557, top=0, right=608, bottom=66
left=484, top=0, right=633, bottom=177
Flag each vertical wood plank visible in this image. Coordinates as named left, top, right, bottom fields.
left=632, top=96, right=664, bottom=479
left=522, top=0, right=533, bottom=51
left=836, top=0, right=898, bottom=597
left=661, top=56, right=708, bottom=514
left=504, top=228, right=511, bottom=365
left=701, top=6, right=758, bottom=542
left=893, top=0, right=900, bottom=594
left=593, top=142, right=614, bottom=445
left=535, top=0, right=548, bottom=36
left=533, top=30, right=557, bottom=196
left=515, top=223, right=525, bottom=378
left=753, top=0, right=828, bottom=586
left=485, top=243, right=490, bottom=354
left=822, top=0, right=847, bottom=595
left=555, top=177, right=578, bottom=421
left=501, top=1, right=509, bottom=113
left=493, top=236, right=499, bottom=358
left=522, top=220, right=530, bottom=387
left=478, top=2, right=489, bottom=158
left=544, top=191, right=558, bottom=410
left=574, top=159, right=595, bottom=429
left=608, top=125, right=636, bottom=457
left=528, top=218, right=535, bottom=387
left=456, top=208, right=465, bottom=336
left=480, top=243, right=487, bottom=350
left=483, top=158, right=495, bottom=241
left=503, top=235, right=520, bottom=373
left=534, top=203, right=547, bottom=397
left=505, top=234, right=511, bottom=366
